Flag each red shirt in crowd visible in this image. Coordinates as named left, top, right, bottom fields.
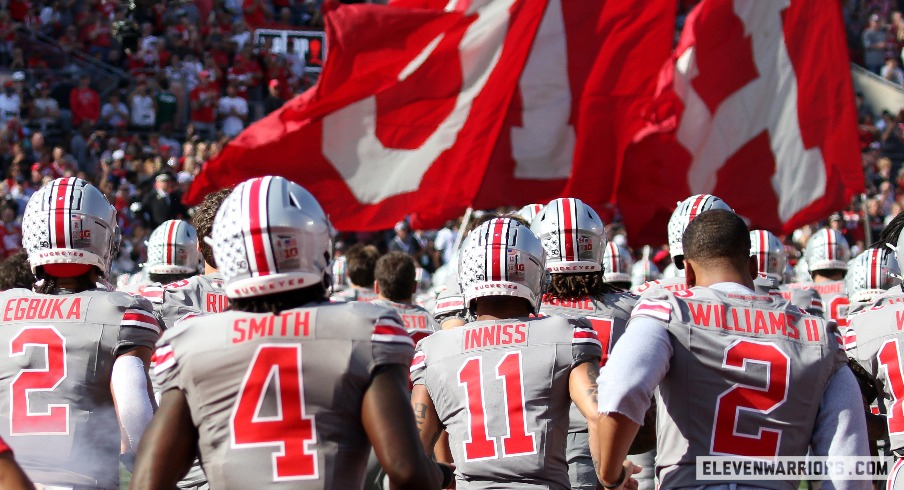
left=243, top=0, right=268, bottom=27
left=70, top=87, right=100, bottom=126
left=8, top=0, right=30, bottom=21
left=190, top=83, right=219, bottom=123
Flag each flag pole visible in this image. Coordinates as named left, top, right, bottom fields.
left=452, top=207, right=474, bottom=254
left=861, top=193, right=872, bottom=247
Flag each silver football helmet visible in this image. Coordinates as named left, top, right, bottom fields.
left=805, top=228, right=850, bottom=273
left=530, top=198, right=605, bottom=273
left=602, top=242, right=633, bottom=284
left=845, top=247, right=901, bottom=303
left=459, top=217, right=547, bottom=314
left=749, top=230, right=786, bottom=283
left=514, top=203, right=545, bottom=223
left=145, top=220, right=202, bottom=275
left=23, top=177, right=119, bottom=275
left=212, top=176, right=333, bottom=299
left=631, top=246, right=662, bottom=287
left=667, top=194, right=732, bottom=268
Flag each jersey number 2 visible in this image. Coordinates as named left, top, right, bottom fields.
left=10, top=326, right=69, bottom=435
left=231, top=344, right=318, bottom=481
left=458, top=351, right=537, bottom=461
left=711, top=340, right=790, bottom=458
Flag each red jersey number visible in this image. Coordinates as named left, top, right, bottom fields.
left=457, top=351, right=537, bottom=461
left=231, top=344, right=318, bottom=481
left=878, top=339, right=904, bottom=435
left=711, top=340, right=790, bottom=458
left=10, top=326, right=69, bottom=435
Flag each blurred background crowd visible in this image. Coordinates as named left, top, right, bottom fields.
left=0, top=0, right=898, bottom=287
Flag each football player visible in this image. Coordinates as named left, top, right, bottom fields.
left=372, top=251, right=438, bottom=343
left=332, top=243, right=381, bottom=302
left=844, top=247, right=901, bottom=317
left=410, top=217, right=603, bottom=489
left=784, top=229, right=852, bottom=328
left=846, top=225, right=904, bottom=487
left=513, top=203, right=544, bottom=222
left=602, top=242, right=633, bottom=291
left=750, top=229, right=823, bottom=316
left=0, top=177, right=160, bottom=488
left=131, top=176, right=444, bottom=489
left=630, top=246, right=661, bottom=290
left=635, top=194, right=733, bottom=296
left=596, top=210, right=869, bottom=489
left=139, top=189, right=231, bottom=330
left=531, top=198, right=651, bottom=490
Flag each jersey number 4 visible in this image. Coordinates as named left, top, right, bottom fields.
left=458, top=351, right=537, bottom=461
left=10, top=326, right=69, bottom=435
left=231, top=344, right=318, bottom=481
left=711, top=340, right=790, bottom=458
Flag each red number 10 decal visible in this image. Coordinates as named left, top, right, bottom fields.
left=711, top=340, right=789, bottom=458
left=231, top=344, right=318, bottom=481
left=10, top=326, right=69, bottom=435
left=457, top=351, right=536, bottom=461
left=878, top=339, right=904, bottom=434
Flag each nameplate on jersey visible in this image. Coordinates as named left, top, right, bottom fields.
left=541, top=294, right=594, bottom=311
left=2, top=296, right=87, bottom=322
left=232, top=309, right=316, bottom=344
left=463, top=322, right=528, bottom=351
left=685, top=301, right=824, bottom=342
left=401, top=314, right=429, bottom=331
left=205, top=293, right=229, bottom=313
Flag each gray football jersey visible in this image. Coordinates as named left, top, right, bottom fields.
left=154, top=301, right=414, bottom=489
left=634, top=287, right=845, bottom=488
left=846, top=289, right=904, bottom=452
left=141, top=272, right=229, bottom=329
left=539, top=291, right=637, bottom=432
left=754, top=276, right=824, bottom=317
left=370, top=299, right=437, bottom=343
left=784, top=280, right=849, bottom=328
left=634, top=276, right=687, bottom=297
left=0, top=288, right=159, bottom=489
left=331, top=286, right=380, bottom=303
left=410, top=316, right=602, bottom=489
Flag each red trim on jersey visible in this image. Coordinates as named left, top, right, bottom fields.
left=490, top=219, right=505, bottom=282
left=373, top=324, right=408, bottom=337
left=0, top=434, right=10, bottom=453
left=247, top=178, right=272, bottom=275
left=123, top=311, right=158, bottom=323
left=154, top=349, right=174, bottom=366
left=562, top=199, right=575, bottom=262
left=573, top=330, right=599, bottom=340
left=53, top=178, right=71, bottom=248
left=688, top=195, right=706, bottom=220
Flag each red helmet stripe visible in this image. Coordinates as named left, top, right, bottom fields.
left=165, top=221, right=178, bottom=265
left=486, top=219, right=509, bottom=282
left=757, top=230, right=768, bottom=275
left=608, top=242, right=618, bottom=273
left=871, top=248, right=881, bottom=288
left=561, top=199, right=576, bottom=262
left=825, top=229, right=834, bottom=261
left=243, top=177, right=276, bottom=275
left=50, top=178, right=74, bottom=249
left=688, top=195, right=706, bottom=221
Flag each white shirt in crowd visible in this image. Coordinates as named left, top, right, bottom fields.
left=0, top=92, right=21, bottom=122
left=101, top=101, right=129, bottom=127
left=130, top=94, right=155, bottom=127
left=218, top=95, right=248, bottom=137
left=33, top=96, right=59, bottom=123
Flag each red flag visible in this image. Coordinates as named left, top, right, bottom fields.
left=185, top=1, right=545, bottom=231
left=470, top=0, right=675, bottom=217
left=620, top=0, right=863, bottom=245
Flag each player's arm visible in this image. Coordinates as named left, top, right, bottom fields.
left=411, top=384, right=443, bottom=458
left=810, top=366, right=871, bottom=490
left=596, top=315, right=671, bottom=488
left=363, top=365, right=443, bottom=490
left=0, top=447, right=32, bottom=490
left=570, top=361, right=601, bottom=473
left=130, top=389, right=198, bottom=489
left=112, top=345, right=156, bottom=462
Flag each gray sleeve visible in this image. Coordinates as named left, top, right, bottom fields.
left=596, top=316, right=672, bottom=425
left=811, top=367, right=871, bottom=490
